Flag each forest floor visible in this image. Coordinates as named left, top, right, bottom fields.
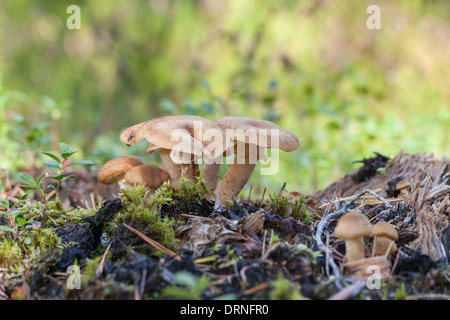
left=0, top=150, right=449, bottom=300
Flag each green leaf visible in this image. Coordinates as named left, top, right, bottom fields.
left=43, top=160, right=60, bottom=170
left=66, top=160, right=94, bottom=167
left=60, top=143, right=77, bottom=160
left=0, top=225, right=16, bottom=234
left=14, top=194, right=29, bottom=201
left=49, top=173, right=65, bottom=181
left=20, top=185, right=38, bottom=191
left=61, top=175, right=77, bottom=182
left=36, top=171, right=47, bottom=184
left=59, top=142, right=70, bottom=153
left=42, top=151, right=60, bottom=163
left=0, top=199, right=9, bottom=209
left=10, top=200, right=25, bottom=211
left=17, top=172, right=36, bottom=186
left=61, top=151, right=77, bottom=160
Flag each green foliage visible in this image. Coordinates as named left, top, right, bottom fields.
left=268, top=191, right=312, bottom=224
left=41, top=142, right=94, bottom=190
left=25, top=196, right=95, bottom=228
left=24, top=228, right=63, bottom=251
left=0, top=235, right=24, bottom=268
left=115, top=185, right=177, bottom=257
left=0, top=197, right=31, bottom=237
left=291, top=244, right=322, bottom=265
left=16, top=143, right=94, bottom=201
left=269, top=273, right=305, bottom=300
left=161, top=271, right=211, bottom=300
left=149, top=174, right=211, bottom=213
left=269, top=232, right=280, bottom=246
left=0, top=86, right=55, bottom=172
left=171, top=175, right=210, bottom=208
left=395, top=283, right=408, bottom=300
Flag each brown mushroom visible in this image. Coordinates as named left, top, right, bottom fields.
left=124, top=164, right=170, bottom=191
left=396, top=180, right=411, bottom=198
left=334, top=211, right=373, bottom=262
left=146, top=145, right=199, bottom=185
left=371, top=221, right=398, bottom=257
left=121, top=115, right=229, bottom=185
left=211, top=116, right=299, bottom=202
left=97, top=155, right=144, bottom=187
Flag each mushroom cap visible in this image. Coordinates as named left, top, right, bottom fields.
left=120, top=122, right=147, bottom=146
left=97, top=156, right=144, bottom=185
left=214, top=116, right=300, bottom=152
left=371, top=221, right=398, bottom=240
left=147, top=144, right=162, bottom=154
left=334, top=211, right=373, bottom=239
left=396, top=180, right=410, bottom=190
left=121, top=115, right=230, bottom=161
left=124, top=164, right=170, bottom=189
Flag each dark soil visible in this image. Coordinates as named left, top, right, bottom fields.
left=1, top=150, right=449, bottom=300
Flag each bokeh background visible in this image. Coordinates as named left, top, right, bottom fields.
left=1, top=0, right=449, bottom=197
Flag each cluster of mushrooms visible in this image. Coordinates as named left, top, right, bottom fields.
left=334, top=211, right=398, bottom=280
left=97, top=115, right=300, bottom=203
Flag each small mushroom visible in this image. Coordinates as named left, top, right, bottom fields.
left=396, top=180, right=411, bottom=198
left=124, top=164, right=170, bottom=191
left=121, top=115, right=229, bottom=185
left=371, top=221, right=398, bottom=257
left=97, top=155, right=144, bottom=188
left=146, top=145, right=199, bottom=185
left=211, top=116, right=300, bottom=202
left=334, top=211, right=373, bottom=262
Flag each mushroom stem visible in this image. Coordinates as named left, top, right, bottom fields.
left=344, top=238, right=366, bottom=262
left=157, top=148, right=199, bottom=185
left=202, top=155, right=223, bottom=193
left=374, top=237, right=395, bottom=256
left=215, top=144, right=258, bottom=202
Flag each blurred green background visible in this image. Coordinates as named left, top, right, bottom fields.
left=1, top=0, right=449, bottom=197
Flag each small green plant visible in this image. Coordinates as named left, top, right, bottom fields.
left=269, top=273, right=305, bottom=300
left=395, top=282, right=408, bottom=300
left=41, top=142, right=94, bottom=192
left=268, top=191, right=312, bottom=224
left=17, top=142, right=94, bottom=200
left=0, top=199, right=29, bottom=234
left=161, top=271, right=211, bottom=300
left=291, top=244, right=322, bottom=265
left=269, top=232, right=280, bottom=245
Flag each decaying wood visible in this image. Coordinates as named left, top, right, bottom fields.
left=313, top=150, right=450, bottom=201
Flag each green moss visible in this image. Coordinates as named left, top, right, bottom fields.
left=25, top=196, right=96, bottom=228
left=25, top=228, right=63, bottom=252
left=115, top=185, right=178, bottom=257
left=269, top=273, right=305, bottom=300
left=0, top=236, right=24, bottom=269
left=268, top=191, right=312, bottom=224
left=175, top=175, right=210, bottom=204
left=154, top=174, right=211, bottom=212
left=290, top=243, right=322, bottom=265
